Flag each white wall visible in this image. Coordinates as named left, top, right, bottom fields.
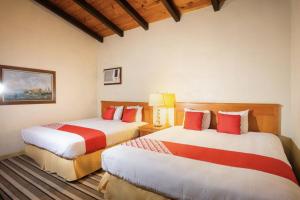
left=291, top=0, right=300, bottom=147
left=0, top=0, right=98, bottom=156
left=0, top=0, right=296, bottom=156
left=98, top=0, right=292, bottom=137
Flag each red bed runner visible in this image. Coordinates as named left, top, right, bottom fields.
left=123, top=138, right=298, bottom=185
left=45, top=123, right=106, bottom=154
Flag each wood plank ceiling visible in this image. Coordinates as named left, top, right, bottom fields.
left=34, top=0, right=225, bottom=42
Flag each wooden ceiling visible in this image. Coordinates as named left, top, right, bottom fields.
left=34, top=0, right=224, bottom=42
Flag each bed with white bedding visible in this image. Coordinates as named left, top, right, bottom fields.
left=22, top=118, right=146, bottom=159
left=101, top=126, right=300, bottom=200
left=22, top=117, right=146, bottom=181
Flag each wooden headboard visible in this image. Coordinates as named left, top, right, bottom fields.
left=101, top=101, right=281, bottom=135
left=101, top=101, right=153, bottom=124
left=175, top=102, right=281, bottom=135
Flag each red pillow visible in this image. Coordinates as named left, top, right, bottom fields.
left=184, top=111, right=204, bottom=131
left=217, top=113, right=241, bottom=135
left=122, top=108, right=137, bottom=123
left=103, top=107, right=116, bottom=120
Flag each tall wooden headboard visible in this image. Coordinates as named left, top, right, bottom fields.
left=101, top=101, right=153, bottom=124
left=101, top=101, right=281, bottom=135
left=175, top=102, right=281, bottom=135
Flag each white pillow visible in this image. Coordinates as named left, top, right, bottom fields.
left=127, top=106, right=143, bottom=122
left=184, top=108, right=211, bottom=129
left=219, top=110, right=249, bottom=133
left=113, top=106, right=124, bottom=120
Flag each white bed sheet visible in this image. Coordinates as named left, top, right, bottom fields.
left=102, top=126, right=300, bottom=200
left=22, top=118, right=146, bottom=159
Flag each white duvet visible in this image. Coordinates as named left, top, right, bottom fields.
left=22, top=118, right=146, bottom=159
left=102, top=126, right=300, bottom=200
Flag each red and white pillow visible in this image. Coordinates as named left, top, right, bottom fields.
left=122, top=108, right=138, bottom=123
left=103, top=105, right=143, bottom=122
left=127, top=106, right=143, bottom=122
left=103, top=107, right=116, bottom=120
left=217, top=114, right=241, bottom=134
left=183, top=108, right=211, bottom=130
left=102, top=106, right=123, bottom=120
left=217, top=110, right=249, bottom=134
left=184, top=111, right=204, bottom=130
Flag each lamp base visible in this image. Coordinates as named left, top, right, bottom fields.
left=154, top=106, right=163, bottom=128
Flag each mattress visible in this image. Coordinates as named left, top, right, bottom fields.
left=102, top=126, right=300, bottom=200
left=22, top=118, right=146, bottom=159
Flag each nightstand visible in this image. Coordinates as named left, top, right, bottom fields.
left=139, top=124, right=170, bottom=137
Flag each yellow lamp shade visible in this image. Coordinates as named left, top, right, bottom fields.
left=149, top=93, right=164, bottom=107
left=163, top=93, right=176, bottom=108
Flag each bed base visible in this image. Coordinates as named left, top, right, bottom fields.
left=25, top=144, right=103, bottom=181
left=99, top=172, right=170, bottom=200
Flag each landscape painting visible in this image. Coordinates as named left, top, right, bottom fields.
left=0, top=65, right=56, bottom=105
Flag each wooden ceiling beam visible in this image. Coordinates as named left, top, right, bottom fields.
left=33, top=0, right=103, bottom=42
left=211, top=0, right=221, bottom=11
left=115, top=0, right=149, bottom=30
left=74, top=0, right=124, bottom=37
left=161, top=0, right=181, bottom=22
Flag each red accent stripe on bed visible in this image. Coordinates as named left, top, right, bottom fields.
left=58, top=125, right=106, bottom=154
left=162, top=141, right=298, bottom=185
left=123, top=138, right=298, bottom=185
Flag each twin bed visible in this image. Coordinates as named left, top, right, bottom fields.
left=101, top=127, right=299, bottom=199
left=21, top=101, right=151, bottom=181
left=99, top=102, right=300, bottom=199
left=22, top=118, right=146, bottom=181
left=21, top=101, right=300, bottom=199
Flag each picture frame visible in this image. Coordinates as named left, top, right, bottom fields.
left=0, top=65, right=56, bottom=105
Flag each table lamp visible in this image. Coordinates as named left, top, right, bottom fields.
left=163, top=93, right=176, bottom=126
left=149, top=93, right=164, bottom=127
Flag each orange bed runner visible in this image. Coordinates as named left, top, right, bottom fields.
left=45, top=123, right=106, bottom=154
left=58, top=125, right=106, bottom=154
left=123, top=138, right=298, bottom=185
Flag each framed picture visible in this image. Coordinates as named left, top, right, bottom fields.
left=103, top=67, right=122, bottom=85
left=0, top=65, right=56, bottom=105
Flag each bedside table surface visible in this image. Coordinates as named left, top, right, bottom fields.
left=139, top=124, right=170, bottom=131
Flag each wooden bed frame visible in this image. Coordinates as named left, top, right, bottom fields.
left=99, top=102, right=283, bottom=200
left=102, top=101, right=281, bottom=134
left=100, top=101, right=281, bottom=135
left=175, top=102, right=281, bottom=135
